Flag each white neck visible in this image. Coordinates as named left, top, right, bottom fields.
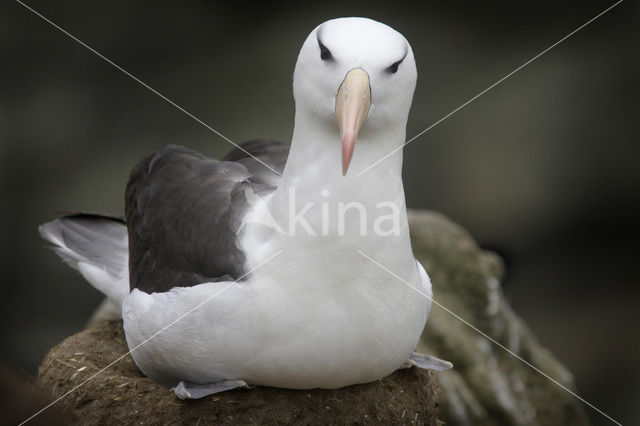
left=239, top=105, right=418, bottom=287
left=252, top=106, right=411, bottom=262
left=282, top=107, right=405, bottom=183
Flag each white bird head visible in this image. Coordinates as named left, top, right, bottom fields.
left=293, top=17, right=417, bottom=176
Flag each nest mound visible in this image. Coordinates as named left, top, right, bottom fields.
left=38, top=320, right=440, bottom=425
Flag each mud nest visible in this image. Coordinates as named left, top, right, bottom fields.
left=38, top=320, right=441, bottom=425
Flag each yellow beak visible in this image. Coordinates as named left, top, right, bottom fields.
left=335, top=68, right=371, bottom=176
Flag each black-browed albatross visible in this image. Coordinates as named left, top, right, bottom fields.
left=40, top=17, right=452, bottom=399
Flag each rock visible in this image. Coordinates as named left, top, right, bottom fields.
left=409, top=210, right=589, bottom=425
left=37, top=321, right=441, bottom=425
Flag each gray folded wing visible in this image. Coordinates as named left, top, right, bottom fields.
left=126, top=140, right=288, bottom=293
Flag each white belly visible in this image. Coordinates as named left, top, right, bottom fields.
left=122, top=262, right=429, bottom=389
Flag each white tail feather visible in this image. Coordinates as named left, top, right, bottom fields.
left=39, top=216, right=130, bottom=309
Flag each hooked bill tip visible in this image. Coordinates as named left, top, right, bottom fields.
left=342, top=131, right=356, bottom=176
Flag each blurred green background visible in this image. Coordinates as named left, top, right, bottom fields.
left=2, top=0, right=638, bottom=424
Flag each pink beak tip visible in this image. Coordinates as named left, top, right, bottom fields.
left=341, top=131, right=356, bottom=176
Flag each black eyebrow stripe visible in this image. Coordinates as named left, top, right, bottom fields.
left=316, top=27, right=335, bottom=62
left=316, top=26, right=327, bottom=50
left=398, top=46, right=409, bottom=64
left=388, top=46, right=409, bottom=68
left=387, top=52, right=408, bottom=71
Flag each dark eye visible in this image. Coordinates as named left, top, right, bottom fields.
left=319, top=40, right=334, bottom=61
left=387, top=59, right=403, bottom=74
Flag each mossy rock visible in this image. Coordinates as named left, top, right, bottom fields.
left=410, top=210, right=588, bottom=425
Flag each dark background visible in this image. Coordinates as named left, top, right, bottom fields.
left=2, top=0, right=638, bottom=424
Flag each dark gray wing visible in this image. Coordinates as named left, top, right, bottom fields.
left=126, top=140, right=288, bottom=293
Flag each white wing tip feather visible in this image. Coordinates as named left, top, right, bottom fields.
left=39, top=217, right=130, bottom=309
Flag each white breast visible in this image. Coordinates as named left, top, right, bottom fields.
left=122, top=255, right=430, bottom=389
